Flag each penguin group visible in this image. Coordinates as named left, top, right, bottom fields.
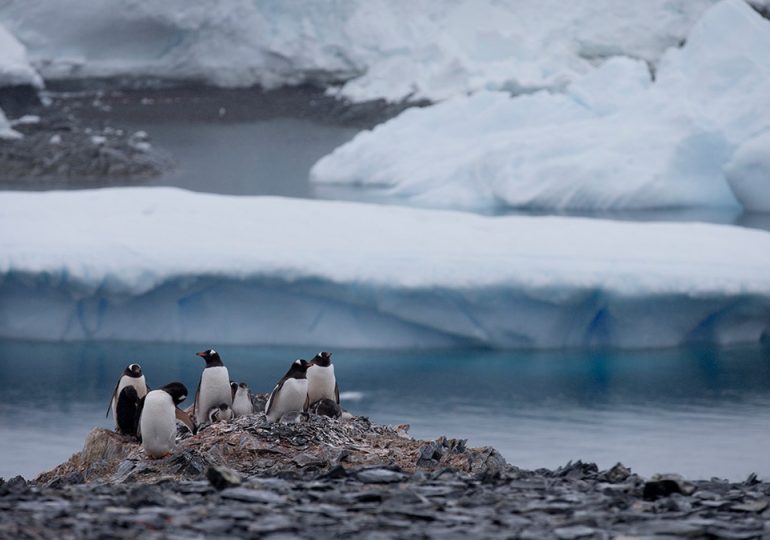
left=107, top=349, right=340, bottom=458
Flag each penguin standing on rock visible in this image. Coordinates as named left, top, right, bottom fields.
left=265, top=359, right=311, bottom=422
left=307, top=351, right=339, bottom=405
left=107, top=363, right=148, bottom=432
left=193, top=349, right=232, bottom=426
left=138, top=382, right=193, bottom=458
left=230, top=382, right=254, bottom=417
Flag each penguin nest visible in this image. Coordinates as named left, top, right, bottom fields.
left=36, top=411, right=507, bottom=485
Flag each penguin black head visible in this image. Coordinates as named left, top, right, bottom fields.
left=230, top=381, right=247, bottom=398
left=196, top=349, right=224, bottom=367
left=310, top=351, right=333, bottom=367
left=160, top=382, right=189, bottom=406
left=287, top=359, right=312, bottom=379
left=124, top=363, right=143, bottom=378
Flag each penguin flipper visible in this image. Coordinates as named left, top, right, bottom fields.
left=265, top=381, right=282, bottom=416
left=193, top=374, right=202, bottom=418
left=334, top=382, right=340, bottom=404
left=303, top=393, right=309, bottom=412
left=135, top=395, right=146, bottom=442
left=106, top=377, right=121, bottom=418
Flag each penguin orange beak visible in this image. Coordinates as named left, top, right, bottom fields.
left=196, top=351, right=206, bottom=358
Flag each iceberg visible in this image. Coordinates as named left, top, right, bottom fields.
left=0, top=106, right=21, bottom=139
left=311, top=0, right=770, bottom=212
left=1, top=188, right=769, bottom=349
left=725, top=131, right=770, bottom=212
left=0, top=0, right=719, bottom=103
left=0, top=21, right=42, bottom=88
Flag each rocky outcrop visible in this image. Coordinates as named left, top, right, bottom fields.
left=35, top=413, right=507, bottom=485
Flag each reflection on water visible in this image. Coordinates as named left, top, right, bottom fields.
left=1, top=340, right=769, bottom=481
left=133, top=118, right=359, bottom=197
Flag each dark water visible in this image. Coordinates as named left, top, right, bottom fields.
left=1, top=339, right=769, bottom=482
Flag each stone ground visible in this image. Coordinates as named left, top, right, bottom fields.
left=2, top=408, right=770, bottom=539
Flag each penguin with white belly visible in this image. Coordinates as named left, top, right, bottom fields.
left=230, top=382, right=254, bottom=417
left=306, top=351, right=339, bottom=405
left=265, top=359, right=311, bottom=422
left=137, top=382, right=193, bottom=458
left=193, top=349, right=232, bottom=426
left=107, top=363, right=148, bottom=432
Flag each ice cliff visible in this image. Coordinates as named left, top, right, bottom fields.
left=311, top=0, right=770, bottom=212
left=0, top=0, right=732, bottom=103
left=1, top=188, right=769, bottom=349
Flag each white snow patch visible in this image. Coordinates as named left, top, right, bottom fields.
left=339, top=391, right=364, bottom=402
left=311, top=0, right=770, bottom=212
left=1, top=187, right=769, bottom=350
left=0, top=0, right=720, bottom=103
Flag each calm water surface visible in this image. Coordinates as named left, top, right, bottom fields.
left=1, top=339, right=768, bottom=482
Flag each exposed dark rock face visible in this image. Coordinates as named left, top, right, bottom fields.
left=0, top=106, right=172, bottom=188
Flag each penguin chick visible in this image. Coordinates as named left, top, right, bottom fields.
left=307, top=351, right=339, bottom=405
left=208, top=403, right=233, bottom=423
left=265, top=359, right=311, bottom=422
left=107, top=363, right=147, bottom=428
left=230, top=382, right=254, bottom=417
left=138, top=382, right=189, bottom=458
left=193, top=349, right=232, bottom=426
left=308, top=397, right=342, bottom=419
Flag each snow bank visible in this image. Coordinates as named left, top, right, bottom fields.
left=0, top=0, right=718, bottom=103
left=1, top=188, right=769, bottom=349
left=311, top=0, right=770, bottom=212
left=0, top=21, right=42, bottom=88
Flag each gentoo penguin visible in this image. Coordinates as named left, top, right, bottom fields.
left=115, top=386, right=141, bottom=437
left=193, top=349, right=232, bottom=426
left=107, top=363, right=148, bottom=429
left=265, top=359, right=311, bottom=422
left=230, top=382, right=254, bottom=417
left=137, top=382, right=192, bottom=458
left=306, top=351, right=339, bottom=405
left=208, top=403, right=233, bottom=423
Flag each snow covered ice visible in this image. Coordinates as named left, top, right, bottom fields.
left=0, top=0, right=732, bottom=103
left=1, top=188, right=769, bottom=349
left=311, top=0, right=770, bottom=212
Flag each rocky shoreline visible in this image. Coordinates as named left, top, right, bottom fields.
left=0, top=79, right=422, bottom=191
left=2, top=406, right=769, bottom=539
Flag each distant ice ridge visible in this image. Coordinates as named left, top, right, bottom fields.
left=311, top=0, right=770, bottom=212
left=1, top=188, right=769, bottom=349
left=0, top=0, right=731, bottom=103
left=0, top=21, right=42, bottom=88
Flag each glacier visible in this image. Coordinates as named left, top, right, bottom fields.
left=0, top=0, right=737, bottom=103
left=1, top=188, right=769, bottom=349
left=311, top=0, right=770, bottom=212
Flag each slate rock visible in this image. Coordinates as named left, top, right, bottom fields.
left=357, top=468, right=407, bottom=484
left=220, top=487, right=287, bottom=504
left=206, top=466, right=242, bottom=490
